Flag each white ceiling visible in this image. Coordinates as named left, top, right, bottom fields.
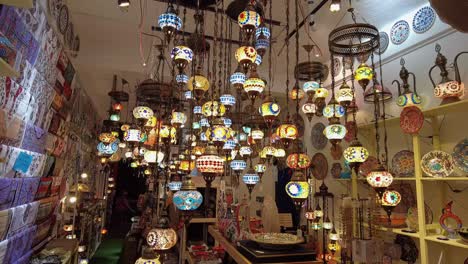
left=67, top=0, right=427, bottom=118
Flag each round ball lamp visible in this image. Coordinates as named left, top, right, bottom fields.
left=324, top=118, right=347, bottom=146
left=381, top=190, right=401, bottom=223
left=302, top=99, right=317, bottom=122
left=220, top=94, right=236, bottom=111
left=243, top=71, right=265, bottom=103
left=303, top=81, right=320, bottom=98
left=355, top=63, right=374, bottom=90
left=173, top=177, right=203, bottom=211
left=343, top=140, right=369, bottom=171
left=336, top=82, right=354, bottom=107
left=196, top=145, right=224, bottom=184
left=259, top=97, right=281, bottom=125
left=230, top=69, right=246, bottom=92
left=135, top=248, right=160, bottom=264
left=158, top=4, right=182, bottom=42
left=242, top=168, right=260, bottom=195
left=276, top=123, right=298, bottom=149
left=171, top=45, right=193, bottom=73
left=235, top=46, right=257, bottom=73
left=285, top=171, right=310, bottom=207
left=286, top=153, right=311, bottom=170
left=188, top=73, right=210, bottom=100
left=254, top=163, right=267, bottom=178
left=238, top=3, right=261, bottom=40
left=366, top=164, right=394, bottom=198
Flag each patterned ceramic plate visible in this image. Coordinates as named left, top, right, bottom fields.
left=390, top=20, right=410, bottom=45
left=452, top=138, right=468, bottom=172
left=375, top=32, right=389, bottom=55
left=332, top=57, right=341, bottom=77
left=311, top=153, right=328, bottom=180
left=331, top=162, right=342, bottom=179
left=421, top=150, right=454, bottom=178
left=400, top=106, right=424, bottom=134
left=359, top=156, right=379, bottom=177
left=413, top=6, right=436, bottom=34
left=391, top=150, right=415, bottom=177
left=311, top=122, right=327, bottom=150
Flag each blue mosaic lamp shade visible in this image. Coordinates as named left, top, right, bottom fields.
left=158, top=12, right=182, bottom=31
left=255, top=39, right=270, bottom=52
left=222, top=117, right=232, bottom=127
left=193, top=106, right=202, bottom=115
left=97, top=140, right=119, bottom=155
left=324, top=124, right=347, bottom=140
left=254, top=54, right=262, bottom=66
left=243, top=173, right=260, bottom=185
left=184, top=91, right=193, bottom=100
left=230, top=159, right=247, bottom=171
left=230, top=72, right=246, bottom=86
left=303, top=81, right=320, bottom=94
left=256, top=26, right=271, bottom=39
left=323, top=104, right=345, bottom=118
left=220, top=94, right=236, bottom=107
left=199, top=118, right=210, bottom=127
left=168, top=181, right=182, bottom=192
left=173, top=190, right=203, bottom=210
left=176, top=74, right=189, bottom=84
left=223, top=139, right=236, bottom=150
left=171, top=46, right=193, bottom=63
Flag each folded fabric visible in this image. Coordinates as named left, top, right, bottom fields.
left=0, top=238, right=9, bottom=264
left=13, top=178, right=40, bottom=207
left=0, top=208, right=12, bottom=241
left=0, top=178, right=20, bottom=211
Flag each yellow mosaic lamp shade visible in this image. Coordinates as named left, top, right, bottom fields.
left=145, top=116, right=158, bottom=128
left=206, top=125, right=230, bottom=145
left=243, top=77, right=265, bottom=98
left=188, top=74, right=210, bottom=93
left=202, top=101, right=226, bottom=117
left=170, top=112, right=187, bottom=128
left=238, top=10, right=261, bottom=29
left=276, top=124, right=298, bottom=141
left=336, top=82, right=354, bottom=107
left=381, top=190, right=401, bottom=207
left=289, top=87, right=305, bottom=101
left=235, top=46, right=257, bottom=67
left=315, top=88, right=329, bottom=99
left=262, top=145, right=276, bottom=158
left=133, top=106, right=154, bottom=120
left=99, top=133, right=116, bottom=143
left=285, top=180, right=309, bottom=200
left=259, top=101, right=280, bottom=118
left=355, top=63, right=374, bottom=89
left=274, top=148, right=286, bottom=158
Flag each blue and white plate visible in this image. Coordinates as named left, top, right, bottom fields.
left=413, top=6, right=436, bottom=34
left=390, top=20, right=410, bottom=45
left=374, top=32, right=389, bottom=55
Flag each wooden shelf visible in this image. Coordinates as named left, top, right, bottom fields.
left=358, top=100, right=468, bottom=130
left=425, top=235, right=468, bottom=249
left=421, top=177, right=468, bottom=181
left=0, top=0, right=33, bottom=8
left=0, top=58, right=19, bottom=77
left=336, top=177, right=416, bottom=181
left=189, top=217, right=217, bottom=224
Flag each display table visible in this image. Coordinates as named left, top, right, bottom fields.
left=208, top=226, right=320, bottom=264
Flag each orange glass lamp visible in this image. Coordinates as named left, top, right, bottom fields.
left=289, top=86, right=305, bottom=101
left=196, top=144, right=224, bottom=184
left=286, top=153, right=311, bottom=170
left=112, top=102, right=123, bottom=111
left=355, top=63, right=374, bottom=90
left=366, top=164, right=394, bottom=198
left=235, top=46, right=257, bottom=73
left=238, top=2, right=261, bottom=39
left=276, top=123, right=298, bottom=149
left=259, top=97, right=281, bottom=125
left=381, top=190, right=401, bottom=223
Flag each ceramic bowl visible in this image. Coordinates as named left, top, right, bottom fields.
left=251, top=233, right=304, bottom=250
left=458, top=227, right=468, bottom=242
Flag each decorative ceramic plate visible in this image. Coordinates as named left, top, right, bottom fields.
left=332, top=57, right=341, bottom=77
left=359, top=156, right=379, bottom=177
left=421, top=150, right=454, bottom=177
left=311, top=153, right=328, bottom=180
left=375, top=32, right=389, bottom=55
left=391, top=150, right=415, bottom=177
left=413, top=6, right=436, bottom=33
left=57, top=4, right=69, bottom=34
left=400, top=106, right=424, bottom=134
left=344, top=121, right=357, bottom=142
left=452, top=138, right=468, bottom=172
left=311, top=122, right=327, bottom=150
left=330, top=144, right=342, bottom=160
left=390, top=20, right=410, bottom=45
left=331, top=163, right=342, bottom=179
left=251, top=233, right=304, bottom=250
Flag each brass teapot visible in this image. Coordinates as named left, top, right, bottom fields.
left=429, top=44, right=466, bottom=105
left=393, top=58, right=421, bottom=108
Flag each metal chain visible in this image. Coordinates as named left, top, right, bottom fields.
left=268, top=0, right=273, bottom=96
left=285, top=0, right=290, bottom=118
left=370, top=52, right=381, bottom=162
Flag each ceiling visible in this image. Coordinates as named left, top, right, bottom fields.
left=67, top=0, right=427, bottom=118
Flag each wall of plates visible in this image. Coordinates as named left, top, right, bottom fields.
left=0, top=1, right=104, bottom=263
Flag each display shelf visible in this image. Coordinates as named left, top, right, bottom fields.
left=421, top=177, right=468, bottom=181
left=0, top=0, right=33, bottom=8
left=358, top=100, right=468, bottom=130
left=189, top=217, right=217, bottom=224
left=425, top=235, right=468, bottom=249
left=0, top=58, right=19, bottom=77
left=373, top=225, right=420, bottom=238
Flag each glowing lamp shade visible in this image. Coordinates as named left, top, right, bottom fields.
left=397, top=93, right=422, bottom=108
left=355, top=63, right=374, bottom=89
left=143, top=151, right=164, bottom=164
left=259, top=101, right=281, bottom=120
left=230, top=159, right=247, bottom=172
left=193, top=106, right=202, bottom=115
left=366, top=169, right=393, bottom=188
left=176, top=74, right=189, bottom=84
left=302, top=100, right=317, bottom=121
left=207, top=125, right=230, bottom=144
left=243, top=77, right=265, bottom=99
left=343, top=144, right=369, bottom=163
left=202, top=101, right=226, bottom=117
left=255, top=164, right=267, bottom=174
left=329, top=230, right=340, bottom=241
left=242, top=173, right=260, bottom=185
left=305, top=211, right=315, bottom=220
left=256, top=26, right=271, bottom=39
left=381, top=190, right=402, bottom=207
left=133, top=106, right=154, bottom=120
left=97, top=141, right=119, bottom=155
left=251, top=129, right=264, bottom=140
left=124, top=129, right=143, bottom=142
left=99, top=133, right=116, bottom=143
left=239, top=146, right=253, bottom=158
left=184, top=91, right=193, bottom=100
left=147, top=228, right=178, bottom=250
left=238, top=9, right=261, bottom=29
left=220, top=94, right=236, bottom=107
left=289, top=87, right=305, bottom=101
left=286, top=153, right=311, bottom=169
left=168, top=181, right=182, bottom=191
left=323, top=220, right=333, bottom=230
left=274, top=148, right=286, bottom=158
left=276, top=124, right=299, bottom=141
left=170, top=112, right=187, bottom=128
left=263, top=146, right=277, bottom=158
left=285, top=181, right=309, bottom=199
left=171, top=46, right=193, bottom=63
left=324, top=124, right=347, bottom=140
left=222, top=117, right=232, bottom=127
left=173, top=190, right=203, bottom=210
left=179, top=160, right=195, bottom=172
left=158, top=8, right=182, bottom=38
left=188, top=74, right=210, bottom=94
left=315, top=88, right=329, bottom=99
left=336, top=82, right=354, bottom=106
left=434, top=81, right=465, bottom=102
left=235, top=46, right=257, bottom=67
left=196, top=155, right=224, bottom=174
left=255, top=39, right=269, bottom=55
left=159, top=125, right=176, bottom=140
left=134, top=249, right=161, bottom=264
left=223, top=139, right=236, bottom=151
left=303, top=81, right=320, bottom=96
left=323, top=103, right=345, bottom=118
left=145, top=116, right=158, bottom=128
left=254, top=54, right=263, bottom=66
left=110, top=114, right=120, bottom=121
left=230, top=71, right=246, bottom=89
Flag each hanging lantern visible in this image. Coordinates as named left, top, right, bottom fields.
left=124, top=129, right=143, bottom=143
left=343, top=140, right=369, bottom=171
left=285, top=171, right=310, bottom=206
left=168, top=181, right=182, bottom=192
left=235, top=46, right=257, bottom=73
left=176, top=74, right=189, bottom=85
left=324, top=119, right=346, bottom=146
left=255, top=36, right=269, bottom=57
left=230, top=159, right=247, bottom=177
left=254, top=163, right=267, bottom=178
left=193, top=105, right=202, bottom=116
left=289, top=86, right=305, bottom=101
left=355, top=63, right=374, bottom=90
left=239, top=145, right=253, bottom=159
left=206, top=119, right=230, bottom=147
left=170, top=111, right=187, bottom=128
left=305, top=210, right=315, bottom=221
left=146, top=225, right=177, bottom=250
left=237, top=3, right=261, bottom=40
left=202, top=101, right=226, bottom=117
left=336, top=82, right=354, bottom=107
left=220, top=94, right=236, bottom=111
left=112, top=102, right=123, bottom=112
left=251, top=129, right=264, bottom=140
left=243, top=71, right=265, bottom=103
left=303, top=81, right=320, bottom=98
left=171, top=45, right=193, bottom=72
left=188, top=73, right=210, bottom=100
left=277, top=123, right=298, bottom=148
left=135, top=248, right=161, bottom=264
left=133, top=106, right=154, bottom=120
left=254, top=54, right=263, bottom=67
left=323, top=217, right=333, bottom=230
left=196, top=145, right=224, bottom=182
left=274, top=148, right=286, bottom=158
left=99, top=133, right=116, bottom=143
left=259, top=97, right=281, bottom=125
left=329, top=228, right=340, bottom=241
left=222, top=117, right=232, bottom=127
left=381, top=190, right=402, bottom=222
left=158, top=4, right=182, bottom=42
left=262, top=145, right=276, bottom=160
left=286, top=153, right=311, bottom=170
left=173, top=177, right=203, bottom=211
left=193, top=146, right=205, bottom=157
left=314, top=88, right=329, bottom=117
left=230, top=69, right=246, bottom=92
left=302, top=99, right=317, bottom=122
left=184, top=91, right=193, bottom=100
left=243, top=168, right=260, bottom=195
left=145, top=117, right=158, bottom=130
left=366, top=165, right=394, bottom=198
left=143, top=151, right=164, bottom=164
left=323, top=98, right=345, bottom=119
left=159, top=125, right=176, bottom=144
left=256, top=25, right=271, bottom=39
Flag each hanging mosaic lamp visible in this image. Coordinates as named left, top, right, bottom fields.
left=230, top=68, right=246, bottom=92
left=355, top=63, right=374, bottom=91
left=343, top=140, right=369, bottom=171
left=274, top=148, right=286, bottom=158
left=255, top=35, right=269, bottom=57
left=196, top=144, right=224, bottom=183
left=254, top=163, right=267, bottom=178
left=146, top=216, right=177, bottom=250
left=239, top=145, right=253, bottom=159
left=237, top=2, right=261, bottom=40
left=188, top=71, right=210, bottom=100
left=366, top=164, right=394, bottom=198
left=285, top=171, right=310, bottom=206
left=133, top=106, right=154, bottom=123
left=323, top=98, right=345, bottom=119
left=230, top=158, right=247, bottom=177
left=206, top=119, right=230, bottom=147
left=276, top=123, right=298, bottom=149
left=202, top=101, right=226, bottom=117
left=243, top=167, right=260, bottom=195
left=134, top=248, right=160, bottom=264
left=256, top=24, right=271, bottom=39
left=262, top=145, right=277, bottom=161
left=143, top=151, right=164, bottom=164
left=303, top=81, right=320, bottom=99
left=251, top=128, right=264, bottom=140
left=158, top=4, right=182, bottom=43
left=302, top=98, right=317, bottom=122
left=171, top=45, right=193, bottom=73
left=176, top=74, right=189, bottom=85
left=381, top=190, right=402, bottom=222
left=220, top=94, right=236, bottom=112
left=124, top=128, right=143, bottom=143
left=289, top=85, right=305, bottom=101
left=314, top=88, right=329, bottom=117
left=168, top=180, right=182, bottom=192
left=336, top=82, right=354, bottom=108
left=243, top=70, right=265, bottom=103
left=286, top=153, right=311, bottom=170
left=173, top=177, right=203, bottom=211
left=259, top=96, right=281, bottom=125
left=235, top=46, right=257, bottom=73
left=170, top=111, right=187, bottom=128
left=324, top=118, right=346, bottom=146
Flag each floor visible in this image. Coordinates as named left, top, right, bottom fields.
left=90, top=238, right=124, bottom=264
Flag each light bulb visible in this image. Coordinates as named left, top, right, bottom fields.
left=118, top=0, right=130, bottom=7
left=330, top=0, right=340, bottom=12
